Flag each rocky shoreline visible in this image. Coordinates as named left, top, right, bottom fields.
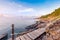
left=25, top=20, right=48, bottom=30
left=16, top=17, right=60, bottom=40
left=24, top=19, right=60, bottom=40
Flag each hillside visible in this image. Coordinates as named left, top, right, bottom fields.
left=39, top=8, right=60, bottom=21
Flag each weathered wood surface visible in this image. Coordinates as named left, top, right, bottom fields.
left=16, top=28, right=45, bottom=40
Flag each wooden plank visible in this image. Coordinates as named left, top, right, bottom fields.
left=28, top=32, right=37, bottom=39
left=27, top=33, right=34, bottom=39
left=27, top=28, right=45, bottom=40
left=23, top=35, right=31, bottom=40
left=19, top=36, right=26, bottom=40
left=26, top=29, right=39, bottom=39
left=16, top=28, right=45, bottom=40
left=31, top=30, right=39, bottom=37
left=16, top=37, right=20, bottom=40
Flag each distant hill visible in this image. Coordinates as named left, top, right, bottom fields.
left=39, top=8, right=60, bottom=21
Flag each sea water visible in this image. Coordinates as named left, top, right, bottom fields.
left=0, top=16, right=36, bottom=39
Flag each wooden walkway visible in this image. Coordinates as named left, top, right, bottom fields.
left=16, top=17, right=60, bottom=40
left=16, top=28, right=45, bottom=40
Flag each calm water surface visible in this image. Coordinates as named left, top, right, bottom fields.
left=0, top=17, right=36, bottom=38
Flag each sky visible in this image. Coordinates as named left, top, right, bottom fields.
left=0, top=0, right=60, bottom=34
left=0, top=0, right=60, bottom=17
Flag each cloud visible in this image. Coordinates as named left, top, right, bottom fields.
left=0, top=14, right=12, bottom=18
left=0, top=0, right=60, bottom=17
left=0, top=1, right=35, bottom=16
left=18, top=8, right=34, bottom=13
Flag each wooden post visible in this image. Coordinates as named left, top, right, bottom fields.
left=12, top=24, right=14, bottom=40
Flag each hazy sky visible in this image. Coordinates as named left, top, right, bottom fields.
left=0, top=0, right=60, bottom=17
left=0, top=0, right=60, bottom=34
